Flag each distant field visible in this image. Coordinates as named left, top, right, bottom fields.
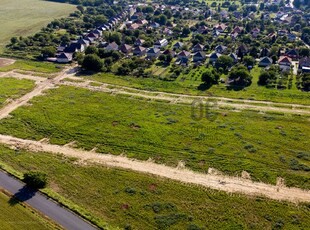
left=0, top=86, right=309, bottom=189
left=0, top=146, right=309, bottom=229
left=0, top=191, right=54, bottom=230
left=0, top=77, right=35, bottom=108
left=0, top=0, right=76, bottom=51
left=0, top=60, right=63, bottom=73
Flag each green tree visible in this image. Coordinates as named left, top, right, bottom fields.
left=82, top=54, right=103, bottom=72
left=23, top=171, right=47, bottom=189
left=228, top=65, right=252, bottom=87
left=41, top=46, right=56, bottom=57
left=243, top=55, right=256, bottom=67
left=215, top=55, right=234, bottom=71
left=201, top=69, right=220, bottom=86
left=301, top=73, right=310, bottom=91
left=85, top=46, right=98, bottom=55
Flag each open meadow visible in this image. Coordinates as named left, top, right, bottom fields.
left=0, top=77, right=35, bottom=108
left=0, top=85, right=309, bottom=189
left=0, top=145, right=309, bottom=230
left=0, top=0, right=76, bottom=51
left=0, top=190, right=55, bottom=230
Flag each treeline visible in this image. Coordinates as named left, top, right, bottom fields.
left=45, top=0, right=114, bottom=6
left=6, top=2, right=123, bottom=58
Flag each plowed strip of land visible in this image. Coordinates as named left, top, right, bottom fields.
left=0, top=134, right=309, bottom=203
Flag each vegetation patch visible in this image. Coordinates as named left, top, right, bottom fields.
left=0, top=146, right=309, bottom=229
left=0, top=86, right=309, bottom=188
left=0, top=77, right=35, bottom=108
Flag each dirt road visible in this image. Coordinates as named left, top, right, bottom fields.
left=0, top=134, right=309, bottom=203
left=0, top=67, right=76, bottom=120
left=61, top=79, right=310, bottom=115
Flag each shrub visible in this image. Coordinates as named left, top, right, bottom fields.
left=23, top=171, right=47, bottom=189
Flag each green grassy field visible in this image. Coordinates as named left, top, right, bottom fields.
left=0, top=190, right=55, bottom=230
left=83, top=66, right=310, bottom=105
left=0, top=86, right=309, bottom=189
left=0, top=0, right=76, bottom=51
left=0, top=77, right=35, bottom=108
left=0, top=145, right=309, bottom=230
left=0, top=59, right=63, bottom=73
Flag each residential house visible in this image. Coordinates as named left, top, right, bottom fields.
left=251, top=28, right=260, bottom=37
left=259, top=57, right=273, bottom=67
left=214, top=23, right=227, bottom=33
left=150, top=22, right=160, bottom=28
left=136, top=19, right=148, bottom=25
left=128, top=23, right=140, bottom=30
left=229, top=53, right=238, bottom=63
left=133, top=46, right=146, bottom=56
left=105, top=42, right=119, bottom=51
left=77, top=38, right=90, bottom=48
left=119, top=44, right=132, bottom=54
left=278, top=56, right=292, bottom=71
left=213, top=30, right=220, bottom=37
left=288, top=33, right=297, bottom=41
left=215, top=45, right=227, bottom=54
left=237, top=45, right=248, bottom=57
left=146, top=48, right=160, bottom=59
left=193, top=51, right=206, bottom=62
left=285, top=49, right=299, bottom=60
left=209, top=52, right=221, bottom=63
left=197, top=25, right=209, bottom=34
left=154, top=39, right=168, bottom=49
left=64, top=42, right=83, bottom=53
left=173, top=42, right=183, bottom=50
left=177, top=50, right=191, bottom=63
left=192, top=43, right=204, bottom=52
left=260, top=47, right=270, bottom=57
left=134, top=38, right=145, bottom=47
left=162, top=49, right=176, bottom=57
left=232, top=26, right=243, bottom=34
left=163, top=28, right=173, bottom=35
left=93, top=29, right=103, bottom=37
left=87, top=32, right=99, bottom=40
left=57, top=53, right=73, bottom=63
left=298, top=57, right=310, bottom=72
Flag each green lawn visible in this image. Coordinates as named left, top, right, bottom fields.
left=0, top=146, right=309, bottom=230
left=82, top=65, right=310, bottom=105
left=0, top=60, right=63, bottom=73
left=0, top=0, right=76, bottom=51
left=0, top=191, right=55, bottom=230
left=0, top=86, right=309, bottom=189
left=0, top=77, right=35, bottom=108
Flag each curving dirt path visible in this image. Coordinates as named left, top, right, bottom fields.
left=0, top=134, right=309, bottom=203
left=0, top=58, right=15, bottom=67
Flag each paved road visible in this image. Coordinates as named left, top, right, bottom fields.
left=0, top=170, right=97, bottom=230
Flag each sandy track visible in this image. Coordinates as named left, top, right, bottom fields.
left=61, top=80, right=310, bottom=115
left=2, top=68, right=310, bottom=115
left=0, top=58, right=15, bottom=67
left=0, top=71, right=46, bottom=83
left=0, top=134, right=309, bottom=203
left=0, top=67, right=76, bottom=120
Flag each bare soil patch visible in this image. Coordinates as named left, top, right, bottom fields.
left=0, top=58, right=15, bottom=67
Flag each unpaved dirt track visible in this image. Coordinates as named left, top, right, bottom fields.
left=0, top=134, right=309, bottom=203
left=0, top=67, right=309, bottom=203
left=0, top=58, right=15, bottom=67
left=0, top=67, right=76, bottom=120
left=61, top=80, right=310, bottom=115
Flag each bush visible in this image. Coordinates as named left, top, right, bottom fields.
left=23, top=171, right=47, bottom=189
